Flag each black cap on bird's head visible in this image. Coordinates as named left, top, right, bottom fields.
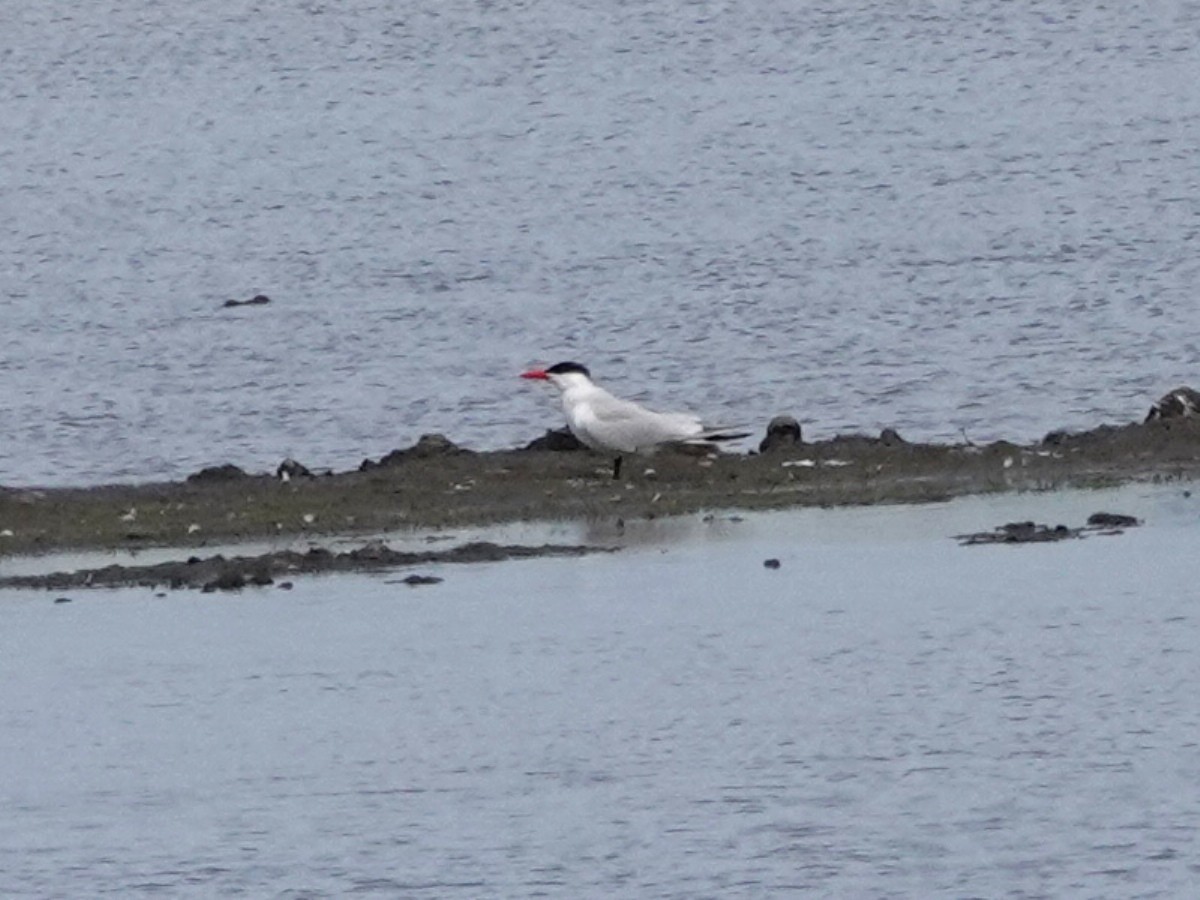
left=520, top=361, right=592, bottom=381
left=545, top=361, right=591, bottom=378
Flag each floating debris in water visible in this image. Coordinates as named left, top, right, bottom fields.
left=388, top=574, right=443, bottom=586
left=957, top=512, right=1142, bottom=546
left=222, top=294, right=271, bottom=308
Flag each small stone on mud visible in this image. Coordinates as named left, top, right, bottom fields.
left=277, top=458, right=315, bottom=480
left=1145, top=386, right=1200, bottom=422
left=187, top=463, right=250, bottom=483
left=523, top=428, right=584, bottom=452
left=360, top=433, right=470, bottom=470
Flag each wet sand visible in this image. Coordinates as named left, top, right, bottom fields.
left=2, top=414, right=1199, bottom=589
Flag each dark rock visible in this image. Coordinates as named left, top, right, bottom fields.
left=54, top=596, right=72, bottom=604
left=1146, top=387, right=1200, bottom=422
left=1042, top=429, right=1072, bottom=445
left=360, top=433, right=470, bottom=470
left=759, top=416, right=802, bottom=453
left=763, top=558, right=781, bottom=569
left=187, top=463, right=249, bottom=483
left=879, top=427, right=906, bottom=446
left=277, top=581, right=294, bottom=590
left=524, top=428, right=584, bottom=452
left=276, top=458, right=315, bottom=480
left=223, top=294, right=271, bottom=308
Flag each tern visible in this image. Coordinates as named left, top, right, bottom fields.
left=520, top=361, right=748, bottom=478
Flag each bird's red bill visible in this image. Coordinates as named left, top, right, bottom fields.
left=520, top=369, right=549, bottom=380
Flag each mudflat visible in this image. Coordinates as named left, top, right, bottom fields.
left=3, top=415, right=1199, bottom=566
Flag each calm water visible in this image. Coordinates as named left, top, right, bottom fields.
left=3, top=2, right=1200, bottom=485
left=2, top=485, right=1199, bottom=897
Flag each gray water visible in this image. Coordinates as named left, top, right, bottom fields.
left=2, top=484, right=1199, bottom=897
left=3, top=1, right=1200, bottom=485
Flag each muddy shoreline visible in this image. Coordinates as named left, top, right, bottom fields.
left=3, top=411, right=1200, bottom=590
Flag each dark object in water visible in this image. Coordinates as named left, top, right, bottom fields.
left=958, top=521, right=1079, bottom=545
left=223, top=294, right=271, bottom=308
left=763, top=558, right=781, bottom=569
left=1086, top=512, right=1140, bottom=528
left=54, top=596, right=72, bottom=604
left=392, top=574, right=443, bottom=586
left=958, top=512, right=1142, bottom=546
left=1145, top=386, right=1200, bottom=422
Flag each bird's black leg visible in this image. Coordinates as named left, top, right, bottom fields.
left=612, top=455, right=623, bottom=480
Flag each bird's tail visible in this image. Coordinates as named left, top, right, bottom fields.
left=693, top=427, right=752, bottom=443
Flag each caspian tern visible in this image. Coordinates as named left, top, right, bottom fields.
left=520, top=361, right=748, bottom=478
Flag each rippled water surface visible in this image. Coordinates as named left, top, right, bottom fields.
left=2, top=485, right=1199, bottom=896
left=3, top=1, right=1200, bottom=485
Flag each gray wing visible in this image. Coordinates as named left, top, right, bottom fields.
left=575, top=391, right=703, bottom=452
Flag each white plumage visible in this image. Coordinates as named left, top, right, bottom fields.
left=521, top=361, right=745, bottom=476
